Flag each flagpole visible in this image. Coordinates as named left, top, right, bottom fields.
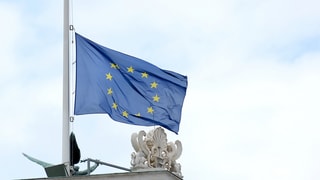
left=62, top=0, right=70, bottom=174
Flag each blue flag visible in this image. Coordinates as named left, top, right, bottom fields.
left=74, top=33, right=188, bottom=134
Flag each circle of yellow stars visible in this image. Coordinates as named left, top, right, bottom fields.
left=105, top=63, right=161, bottom=119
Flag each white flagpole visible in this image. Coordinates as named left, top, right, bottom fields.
left=62, top=0, right=70, bottom=174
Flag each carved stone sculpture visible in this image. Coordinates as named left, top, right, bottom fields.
left=130, top=127, right=183, bottom=178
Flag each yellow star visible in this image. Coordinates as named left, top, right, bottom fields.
left=112, top=102, right=118, bottom=109
left=110, top=63, right=119, bottom=69
left=122, top=111, right=129, bottom=118
left=153, top=94, right=160, bottom=102
left=127, top=66, right=134, bottom=73
left=106, top=73, right=113, bottom=80
left=150, top=81, right=158, bottom=88
left=107, top=88, right=113, bottom=95
left=135, top=112, right=141, bottom=117
left=147, top=107, right=154, bottom=114
left=141, top=72, right=148, bottom=78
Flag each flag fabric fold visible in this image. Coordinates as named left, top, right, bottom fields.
left=74, top=33, right=187, bottom=133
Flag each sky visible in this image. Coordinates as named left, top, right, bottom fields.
left=0, top=0, right=320, bottom=179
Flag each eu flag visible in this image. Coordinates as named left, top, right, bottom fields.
left=74, top=33, right=188, bottom=134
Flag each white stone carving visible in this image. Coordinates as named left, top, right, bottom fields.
left=130, top=127, right=183, bottom=178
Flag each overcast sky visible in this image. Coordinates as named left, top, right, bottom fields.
left=1, top=0, right=320, bottom=179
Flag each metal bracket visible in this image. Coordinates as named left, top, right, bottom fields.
left=70, top=25, right=74, bottom=31
left=70, top=116, right=74, bottom=122
left=81, top=158, right=131, bottom=175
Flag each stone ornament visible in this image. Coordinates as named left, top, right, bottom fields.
left=130, top=127, right=183, bottom=178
